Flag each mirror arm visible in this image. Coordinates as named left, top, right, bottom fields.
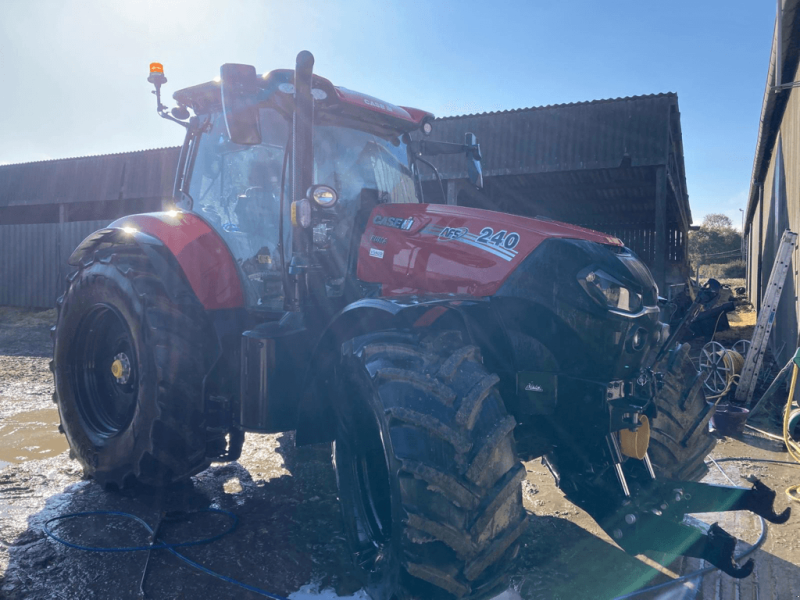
left=413, top=156, right=446, bottom=202
left=152, top=83, right=189, bottom=129
left=410, top=160, right=425, bottom=204
left=157, top=109, right=189, bottom=129
left=409, top=140, right=472, bottom=156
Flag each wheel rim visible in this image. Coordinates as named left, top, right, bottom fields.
left=339, top=409, right=393, bottom=573
left=71, top=304, right=138, bottom=438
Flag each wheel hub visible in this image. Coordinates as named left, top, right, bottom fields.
left=71, top=304, right=138, bottom=438
left=111, top=353, right=132, bottom=385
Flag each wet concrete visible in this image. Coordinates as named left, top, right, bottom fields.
left=0, top=408, right=67, bottom=464
left=1, top=306, right=799, bottom=599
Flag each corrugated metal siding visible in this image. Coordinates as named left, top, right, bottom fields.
left=748, top=54, right=800, bottom=367
left=0, top=147, right=180, bottom=207
left=415, top=94, right=674, bottom=180
left=0, top=220, right=108, bottom=308
left=485, top=167, right=684, bottom=226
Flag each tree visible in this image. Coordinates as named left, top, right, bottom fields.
left=688, top=213, right=742, bottom=269
left=701, top=213, right=734, bottom=231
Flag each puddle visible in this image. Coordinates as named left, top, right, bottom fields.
left=0, top=408, right=67, bottom=464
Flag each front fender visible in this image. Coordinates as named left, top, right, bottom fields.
left=294, top=296, right=485, bottom=446
left=70, top=212, right=244, bottom=310
left=68, top=227, right=203, bottom=307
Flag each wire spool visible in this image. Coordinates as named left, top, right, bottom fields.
left=699, top=341, right=745, bottom=397
left=732, top=339, right=751, bottom=360
left=786, top=408, right=800, bottom=443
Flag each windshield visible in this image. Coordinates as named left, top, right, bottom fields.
left=187, top=108, right=416, bottom=308
left=313, top=125, right=417, bottom=207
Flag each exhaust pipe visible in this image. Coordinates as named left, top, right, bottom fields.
left=292, top=50, right=314, bottom=256
left=286, top=51, right=315, bottom=311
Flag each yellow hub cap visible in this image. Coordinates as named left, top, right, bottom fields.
left=111, top=359, right=123, bottom=379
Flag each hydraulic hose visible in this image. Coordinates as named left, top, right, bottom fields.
left=782, top=360, right=800, bottom=502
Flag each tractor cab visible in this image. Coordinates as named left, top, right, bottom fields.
left=158, top=62, right=477, bottom=312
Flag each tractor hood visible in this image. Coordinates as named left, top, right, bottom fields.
left=357, top=203, right=624, bottom=297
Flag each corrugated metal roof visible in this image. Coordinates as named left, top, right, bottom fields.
left=0, top=146, right=180, bottom=207
left=435, top=92, right=677, bottom=120
left=415, top=93, right=677, bottom=179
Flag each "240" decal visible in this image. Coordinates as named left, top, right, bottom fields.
left=476, top=228, right=520, bottom=250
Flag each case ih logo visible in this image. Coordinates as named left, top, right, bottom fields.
left=438, top=227, right=468, bottom=241
left=364, top=98, right=392, bottom=112
left=374, top=215, right=414, bottom=230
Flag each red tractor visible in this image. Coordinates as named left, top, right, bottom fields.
left=52, top=52, right=789, bottom=599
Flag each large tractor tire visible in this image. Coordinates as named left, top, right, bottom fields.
left=649, top=343, right=716, bottom=482
left=52, top=248, right=214, bottom=489
left=333, top=331, right=528, bottom=600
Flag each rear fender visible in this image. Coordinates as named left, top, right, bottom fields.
left=294, top=297, right=484, bottom=446
left=69, top=212, right=244, bottom=310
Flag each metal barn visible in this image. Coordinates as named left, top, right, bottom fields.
left=1, top=94, right=693, bottom=307
left=744, top=0, right=800, bottom=368
left=415, top=93, right=693, bottom=292
left=0, top=148, right=179, bottom=307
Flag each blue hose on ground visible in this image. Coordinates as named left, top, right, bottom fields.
left=43, top=508, right=290, bottom=600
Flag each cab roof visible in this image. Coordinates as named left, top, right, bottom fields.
left=173, top=68, right=432, bottom=135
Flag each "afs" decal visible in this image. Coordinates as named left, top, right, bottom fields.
left=438, top=227, right=468, bottom=241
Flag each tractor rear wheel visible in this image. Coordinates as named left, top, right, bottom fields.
left=334, top=331, right=527, bottom=600
left=52, top=248, right=214, bottom=488
left=649, top=343, right=716, bottom=481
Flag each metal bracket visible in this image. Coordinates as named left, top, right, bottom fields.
left=559, top=467, right=789, bottom=579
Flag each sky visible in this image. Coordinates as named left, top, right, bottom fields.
left=0, top=0, right=778, bottom=228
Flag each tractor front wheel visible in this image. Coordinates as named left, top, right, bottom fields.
left=52, top=249, right=214, bottom=489
left=649, top=343, right=717, bottom=481
left=334, top=331, right=527, bottom=600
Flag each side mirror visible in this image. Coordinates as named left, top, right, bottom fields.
left=220, top=63, right=262, bottom=145
left=465, top=132, right=483, bottom=189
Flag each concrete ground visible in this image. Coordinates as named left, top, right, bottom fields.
left=1, top=307, right=798, bottom=600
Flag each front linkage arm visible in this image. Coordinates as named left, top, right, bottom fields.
left=554, top=460, right=790, bottom=578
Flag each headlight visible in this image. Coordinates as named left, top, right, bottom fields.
left=579, top=269, right=643, bottom=313
left=307, top=184, right=338, bottom=208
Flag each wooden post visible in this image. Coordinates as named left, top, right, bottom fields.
left=446, top=179, right=459, bottom=205
left=654, top=166, right=667, bottom=292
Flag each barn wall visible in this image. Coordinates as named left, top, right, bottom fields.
left=750, top=56, right=800, bottom=366
left=0, top=220, right=109, bottom=308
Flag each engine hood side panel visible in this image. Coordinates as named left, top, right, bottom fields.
left=357, top=203, right=622, bottom=297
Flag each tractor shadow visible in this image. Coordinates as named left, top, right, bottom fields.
left=4, top=433, right=798, bottom=600
left=0, top=433, right=357, bottom=600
